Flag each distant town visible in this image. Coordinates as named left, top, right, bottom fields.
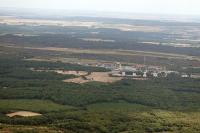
left=82, top=61, right=200, bottom=79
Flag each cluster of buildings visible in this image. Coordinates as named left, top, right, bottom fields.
left=98, top=62, right=188, bottom=78
left=77, top=61, right=200, bottom=79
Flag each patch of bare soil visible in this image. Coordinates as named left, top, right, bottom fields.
left=56, top=70, right=88, bottom=76
left=6, top=111, right=42, bottom=117
left=63, top=72, right=122, bottom=84
left=87, top=72, right=122, bottom=83
left=132, top=78, right=147, bottom=80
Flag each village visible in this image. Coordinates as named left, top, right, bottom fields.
left=55, top=61, right=200, bottom=84
left=97, top=62, right=190, bottom=78
left=30, top=58, right=200, bottom=84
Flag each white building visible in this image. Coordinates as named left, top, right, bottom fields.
left=111, top=70, right=122, bottom=77
left=115, top=62, right=122, bottom=70
left=181, top=74, right=189, bottom=78
left=132, top=72, right=137, bottom=77
left=121, top=66, right=137, bottom=72
left=152, top=72, right=158, bottom=77
left=143, top=72, right=147, bottom=78
left=122, top=72, right=126, bottom=76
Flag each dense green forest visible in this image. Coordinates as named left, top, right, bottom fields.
left=0, top=50, right=200, bottom=133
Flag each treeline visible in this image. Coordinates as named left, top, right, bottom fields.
left=0, top=56, right=108, bottom=74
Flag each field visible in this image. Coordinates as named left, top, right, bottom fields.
left=0, top=125, right=61, bottom=133
left=0, top=16, right=163, bottom=32
left=3, top=45, right=200, bottom=61
left=0, top=99, right=74, bottom=113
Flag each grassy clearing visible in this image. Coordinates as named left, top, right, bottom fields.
left=6, top=45, right=198, bottom=60
left=0, top=99, right=74, bottom=113
left=86, top=101, right=200, bottom=133
left=0, top=124, right=62, bottom=133
left=87, top=101, right=153, bottom=112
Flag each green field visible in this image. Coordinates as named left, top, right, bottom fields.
left=0, top=99, right=74, bottom=113
left=0, top=124, right=61, bottom=133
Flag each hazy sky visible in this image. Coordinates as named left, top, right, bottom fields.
left=1, top=0, right=200, bottom=15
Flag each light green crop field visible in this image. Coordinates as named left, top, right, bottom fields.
left=87, top=101, right=153, bottom=112
left=0, top=99, right=75, bottom=113
left=0, top=124, right=61, bottom=133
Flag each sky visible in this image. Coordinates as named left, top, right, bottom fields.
left=0, top=0, right=200, bottom=16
